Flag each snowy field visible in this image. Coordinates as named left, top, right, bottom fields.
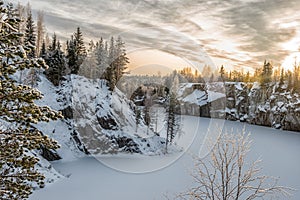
left=29, top=116, right=300, bottom=200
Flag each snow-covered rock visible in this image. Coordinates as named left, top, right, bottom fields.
left=36, top=74, right=168, bottom=157
left=175, top=81, right=300, bottom=131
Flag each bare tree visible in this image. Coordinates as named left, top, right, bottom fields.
left=36, top=11, right=45, bottom=56
left=176, top=132, right=292, bottom=200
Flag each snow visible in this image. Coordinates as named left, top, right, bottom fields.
left=235, top=82, right=243, bottom=90
left=29, top=117, right=300, bottom=200
left=179, top=83, right=225, bottom=106
left=23, top=76, right=300, bottom=199
left=207, top=91, right=225, bottom=102
left=182, top=89, right=207, bottom=106
left=252, top=81, right=261, bottom=90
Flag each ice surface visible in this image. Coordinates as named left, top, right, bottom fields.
left=29, top=117, right=300, bottom=200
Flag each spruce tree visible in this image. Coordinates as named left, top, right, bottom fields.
left=66, top=37, right=76, bottom=74
left=219, top=65, right=226, bottom=82
left=23, top=7, right=39, bottom=87
left=73, top=27, right=86, bottom=74
left=260, top=61, right=273, bottom=85
left=135, top=108, right=141, bottom=132
left=67, top=27, right=86, bottom=74
left=293, top=65, right=300, bottom=93
left=104, top=36, right=129, bottom=90
left=39, top=40, right=46, bottom=58
left=44, top=34, right=67, bottom=86
left=279, top=68, right=284, bottom=87
left=95, top=37, right=108, bottom=78
left=24, top=9, right=36, bottom=58
left=166, top=93, right=177, bottom=152
left=36, top=11, right=44, bottom=56
left=104, top=36, right=116, bottom=90
left=0, top=2, right=62, bottom=199
left=114, top=36, right=129, bottom=83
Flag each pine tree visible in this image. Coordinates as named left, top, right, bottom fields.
left=24, top=9, right=36, bottom=58
left=287, top=70, right=293, bottom=91
left=144, top=100, right=151, bottom=134
left=166, top=93, right=178, bottom=152
left=104, top=36, right=129, bottom=90
left=293, top=65, right=300, bottom=93
left=94, top=37, right=108, bottom=78
left=0, top=2, right=62, bottom=199
left=103, top=37, right=116, bottom=90
left=135, top=108, right=141, bottom=132
left=244, top=71, right=250, bottom=83
left=260, top=60, right=273, bottom=85
left=36, top=11, right=44, bottom=56
left=279, top=68, right=284, bottom=86
left=44, top=34, right=67, bottom=86
left=219, top=65, right=226, bottom=82
left=66, top=37, right=76, bottom=74
left=49, top=32, right=57, bottom=51
left=39, top=40, right=46, bottom=58
left=88, top=39, right=95, bottom=54
left=23, top=7, right=38, bottom=86
left=67, top=27, right=86, bottom=74
left=114, top=36, right=129, bottom=82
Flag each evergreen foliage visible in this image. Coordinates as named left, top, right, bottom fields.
left=104, top=36, right=129, bottom=90
left=135, top=108, right=141, bottom=132
left=260, top=60, right=273, bottom=85
left=24, top=9, right=36, bottom=58
left=165, top=92, right=178, bottom=152
left=0, top=2, right=62, bottom=199
left=67, top=27, right=86, bottom=74
left=44, top=34, right=67, bottom=86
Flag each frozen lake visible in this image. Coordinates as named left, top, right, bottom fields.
left=29, top=116, right=300, bottom=200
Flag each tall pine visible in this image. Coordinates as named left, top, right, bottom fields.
left=44, top=33, right=67, bottom=86
left=24, top=9, right=36, bottom=58
left=114, top=36, right=129, bottom=83
left=104, top=36, right=129, bottom=90
left=95, top=37, right=108, bottom=78
left=0, top=2, right=62, bottom=199
left=67, top=27, right=86, bottom=74
left=260, top=60, right=273, bottom=85
left=166, top=93, right=178, bottom=152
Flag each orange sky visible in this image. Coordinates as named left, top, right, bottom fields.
left=127, top=49, right=198, bottom=75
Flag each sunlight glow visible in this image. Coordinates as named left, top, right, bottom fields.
left=126, top=49, right=196, bottom=76
left=281, top=52, right=300, bottom=71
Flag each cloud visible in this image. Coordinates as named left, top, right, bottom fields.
left=11, top=0, right=300, bottom=70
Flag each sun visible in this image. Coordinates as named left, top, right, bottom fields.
left=281, top=52, right=300, bottom=71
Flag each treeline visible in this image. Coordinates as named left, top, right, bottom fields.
left=17, top=3, right=129, bottom=90
left=162, top=61, right=300, bottom=93
left=219, top=61, right=300, bottom=93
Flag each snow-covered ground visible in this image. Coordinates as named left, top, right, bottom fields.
left=29, top=116, right=300, bottom=200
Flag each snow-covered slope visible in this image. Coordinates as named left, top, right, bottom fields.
left=36, top=74, right=168, bottom=157
left=30, top=74, right=172, bottom=187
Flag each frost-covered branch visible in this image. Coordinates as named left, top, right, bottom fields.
left=175, top=130, right=293, bottom=200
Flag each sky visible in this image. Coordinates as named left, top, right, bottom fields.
left=11, top=0, right=300, bottom=73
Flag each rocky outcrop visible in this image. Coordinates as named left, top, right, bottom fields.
left=110, top=136, right=141, bottom=153
left=177, top=82, right=300, bottom=132
left=40, top=146, right=62, bottom=161
left=60, top=105, right=73, bottom=119
left=56, top=75, right=168, bottom=155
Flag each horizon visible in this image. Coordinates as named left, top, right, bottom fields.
left=10, top=0, right=300, bottom=74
